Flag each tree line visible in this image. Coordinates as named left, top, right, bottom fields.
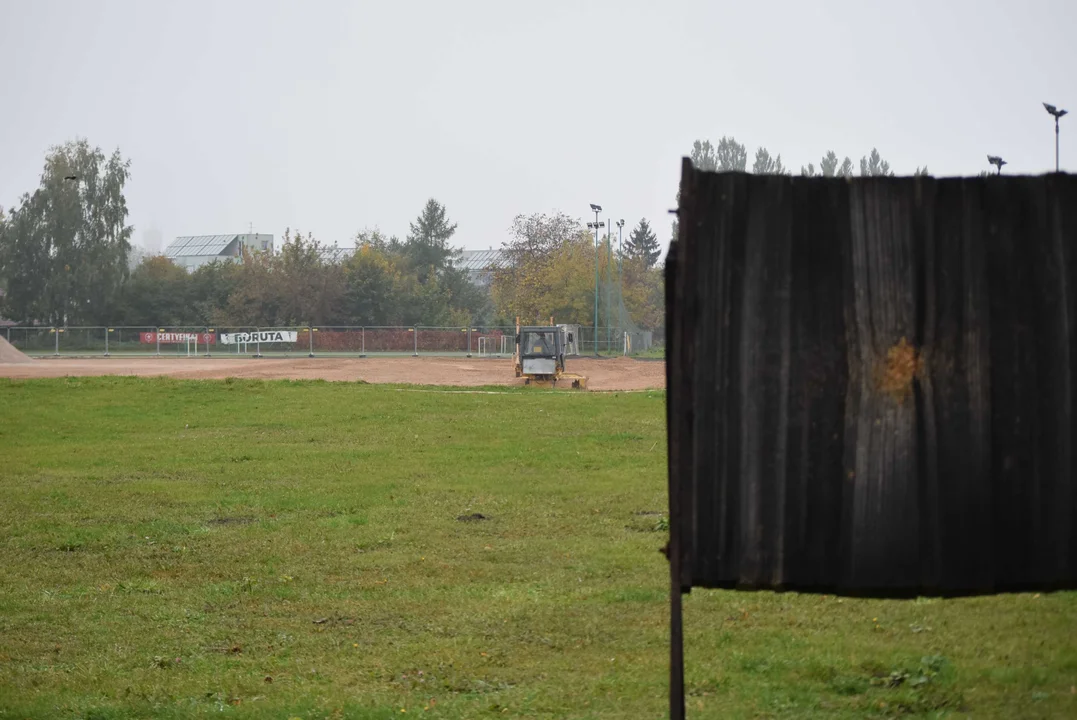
left=1, top=139, right=666, bottom=331
left=670, top=136, right=931, bottom=241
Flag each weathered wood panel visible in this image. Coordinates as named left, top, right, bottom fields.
left=667, top=160, right=1077, bottom=597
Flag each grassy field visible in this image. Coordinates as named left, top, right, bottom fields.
left=0, top=377, right=1074, bottom=719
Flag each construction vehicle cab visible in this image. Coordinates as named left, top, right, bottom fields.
left=513, top=317, right=585, bottom=388
left=517, top=326, right=565, bottom=377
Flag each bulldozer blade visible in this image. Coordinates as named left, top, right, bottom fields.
left=558, top=373, right=587, bottom=390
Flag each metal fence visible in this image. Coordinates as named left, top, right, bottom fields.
left=3, top=325, right=661, bottom=358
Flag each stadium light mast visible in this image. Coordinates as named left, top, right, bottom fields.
left=605, top=216, right=613, bottom=354
left=588, top=204, right=603, bottom=356
left=1043, top=102, right=1069, bottom=172
left=615, top=219, right=625, bottom=285
left=987, top=155, right=1007, bottom=175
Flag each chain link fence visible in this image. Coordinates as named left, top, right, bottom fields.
left=3, top=325, right=661, bottom=358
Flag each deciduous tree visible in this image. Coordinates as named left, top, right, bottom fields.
left=0, top=139, right=132, bottom=325
left=859, top=148, right=894, bottom=177
left=752, top=147, right=787, bottom=175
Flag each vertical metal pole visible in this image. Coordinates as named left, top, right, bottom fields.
left=54, top=328, right=59, bottom=357
left=360, top=327, right=366, bottom=358
left=618, top=222, right=624, bottom=280
left=308, top=325, right=314, bottom=358
left=256, top=328, right=261, bottom=358
left=593, top=210, right=600, bottom=356
left=104, top=329, right=109, bottom=357
left=618, top=222, right=624, bottom=335
left=413, top=327, right=418, bottom=357
left=1056, top=117, right=1061, bottom=173
left=467, top=324, right=472, bottom=358
left=606, top=229, right=612, bottom=354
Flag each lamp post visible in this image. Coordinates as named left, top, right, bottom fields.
left=615, top=219, right=624, bottom=354
left=987, top=155, right=1007, bottom=175
left=605, top=221, right=612, bottom=354
left=615, top=218, right=625, bottom=286
left=1043, top=102, right=1069, bottom=173
left=588, top=204, right=603, bottom=357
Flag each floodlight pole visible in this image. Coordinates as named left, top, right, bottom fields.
left=605, top=223, right=612, bottom=354
left=1055, top=114, right=1063, bottom=173
left=594, top=211, right=600, bottom=356
left=589, top=205, right=603, bottom=357
left=1043, top=103, right=1068, bottom=172
left=616, top=220, right=624, bottom=286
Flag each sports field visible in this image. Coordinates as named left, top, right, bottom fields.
left=0, top=355, right=664, bottom=391
left=1, top=376, right=1075, bottom=719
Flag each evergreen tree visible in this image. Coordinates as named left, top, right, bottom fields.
left=404, top=198, right=459, bottom=283
left=625, top=218, right=661, bottom=268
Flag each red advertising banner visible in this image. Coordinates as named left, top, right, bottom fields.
left=139, top=332, right=217, bottom=344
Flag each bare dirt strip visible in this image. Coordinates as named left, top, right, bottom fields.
left=0, top=356, right=666, bottom=391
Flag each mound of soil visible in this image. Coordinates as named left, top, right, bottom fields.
left=0, top=336, right=32, bottom=364
left=456, top=513, right=489, bottom=522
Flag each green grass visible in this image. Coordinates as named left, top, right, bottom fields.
left=0, top=377, right=1074, bottom=719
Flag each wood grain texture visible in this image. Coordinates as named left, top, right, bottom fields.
left=667, top=165, right=1077, bottom=597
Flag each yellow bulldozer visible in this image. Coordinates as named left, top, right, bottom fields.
left=513, top=317, right=587, bottom=389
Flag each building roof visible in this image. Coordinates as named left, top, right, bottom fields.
left=165, top=235, right=238, bottom=258
left=457, top=248, right=507, bottom=272
left=316, top=245, right=356, bottom=263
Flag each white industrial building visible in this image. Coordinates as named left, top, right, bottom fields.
left=164, top=233, right=274, bottom=272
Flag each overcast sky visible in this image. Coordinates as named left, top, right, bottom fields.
left=1, top=0, right=1074, bottom=254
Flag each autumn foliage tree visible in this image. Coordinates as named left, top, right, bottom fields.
left=491, top=212, right=591, bottom=324
left=490, top=212, right=664, bottom=330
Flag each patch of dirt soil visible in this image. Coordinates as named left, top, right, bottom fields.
left=456, top=513, right=489, bottom=522
left=0, top=356, right=665, bottom=391
left=0, top=336, right=33, bottom=364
